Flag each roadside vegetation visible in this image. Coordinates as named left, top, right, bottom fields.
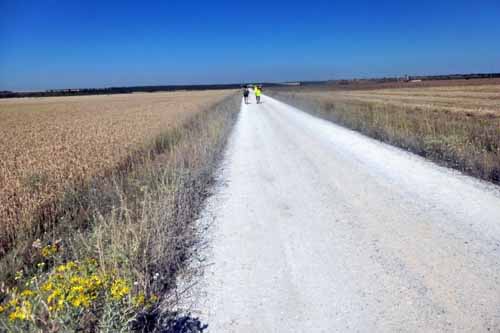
left=269, top=82, right=500, bottom=184
left=0, top=91, right=239, bottom=331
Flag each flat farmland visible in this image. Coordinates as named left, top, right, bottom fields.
left=311, top=84, right=500, bottom=116
left=0, top=90, right=233, bottom=253
left=269, top=82, right=500, bottom=183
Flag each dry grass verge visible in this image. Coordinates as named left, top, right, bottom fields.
left=0, top=93, right=240, bottom=331
left=269, top=85, right=500, bottom=184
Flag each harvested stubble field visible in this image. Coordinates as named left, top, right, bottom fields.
left=269, top=82, right=500, bottom=184
left=327, top=85, right=500, bottom=116
left=0, top=89, right=240, bottom=331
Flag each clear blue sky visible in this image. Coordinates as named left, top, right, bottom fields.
left=1, top=0, right=500, bottom=91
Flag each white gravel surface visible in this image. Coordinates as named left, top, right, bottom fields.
left=194, top=94, right=500, bottom=332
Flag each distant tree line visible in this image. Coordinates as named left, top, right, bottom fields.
left=298, top=72, right=500, bottom=86
left=2, top=73, right=499, bottom=98
left=0, top=83, right=281, bottom=99
left=411, top=73, right=500, bottom=81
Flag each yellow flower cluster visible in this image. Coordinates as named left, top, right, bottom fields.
left=132, top=293, right=159, bottom=308
left=132, top=293, right=146, bottom=307
left=0, top=290, right=34, bottom=322
left=110, top=279, right=130, bottom=301
left=41, top=260, right=124, bottom=313
left=8, top=301, right=32, bottom=321
left=41, top=244, right=58, bottom=258
left=0, top=253, right=163, bottom=331
left=1, top=258, right=138, bottom=323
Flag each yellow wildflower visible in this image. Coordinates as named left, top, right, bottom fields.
left=41, top=244, right=58, bottom=258
left=9, top=308, right=25, bottom=321
left=47, top=289, right=62, bottom=304
left=66, top=261, right=77, bottom=270
left=57, top=298, right=65, bottom=309
left=132, top=293, right=145, bottom=307
left=67, top=286, right=87, bottom=307
left=55, top=261, right=76, bottom=273
left=70, top=285, right=85, bottom=294
left=110, top=279, right=130, bottom=301
left=42, top=281, right=54, bottom=292
left=55, top=265, right=66, bottom=273
left=69, top=294, right=91, bottom=308
left=48, top=295, right=65, bottom=313
left=89, top=274, right=104, bottom=287
left=20, top=290, right=35, bottom=298
left=0, top=305, right=5, bottom=313
left=70, top=276, right=84, bottom=285
left=8, top=298, right=19, bottom=308
left=8, top=301, right=32, bottom=321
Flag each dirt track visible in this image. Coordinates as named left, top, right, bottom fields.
left=195, top=94, right=500, bottom=332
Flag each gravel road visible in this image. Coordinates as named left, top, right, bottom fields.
left=194, top=94, right=500, bottom=332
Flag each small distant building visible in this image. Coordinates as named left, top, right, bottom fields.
left=402, top=75, right=422, bottom=83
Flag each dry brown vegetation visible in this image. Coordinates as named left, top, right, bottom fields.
left=0, top=91, right=230, bottom=254
left=0, top=90, right=240, bottom=331
left=324, top=85, right=500, bottom=116
left=269, top=82, right=500, bottom=184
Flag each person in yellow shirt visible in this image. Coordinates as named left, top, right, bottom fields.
left=255, top=85, right=262, bottom=104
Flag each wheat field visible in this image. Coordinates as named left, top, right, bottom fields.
left=0, top=90, right=233, bottom=253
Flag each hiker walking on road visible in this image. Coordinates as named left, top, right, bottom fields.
left=255, top=85, right=262, bottom=104
left=243, top=86, right=250, bottom=104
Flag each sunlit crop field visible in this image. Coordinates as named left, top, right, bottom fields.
left=270, top=82, right=500, bottom=184
left=0, top=90, right=232, bottom=253
left=314, top=84, right=500, bottom=116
